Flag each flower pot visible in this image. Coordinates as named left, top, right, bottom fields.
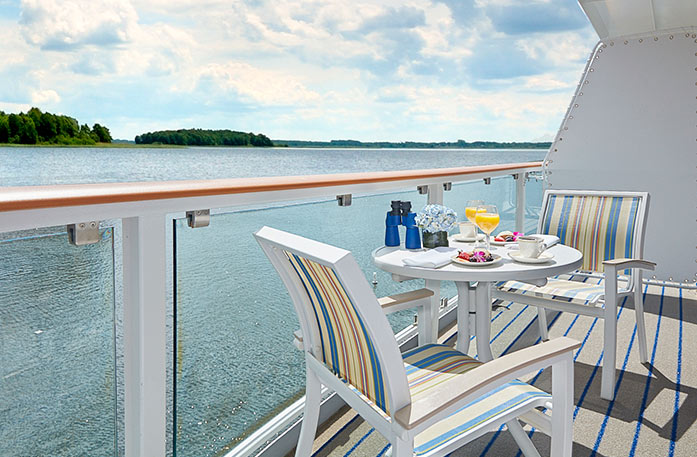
left=422, top=230, right=449, bottom=249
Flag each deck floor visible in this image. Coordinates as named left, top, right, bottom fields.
left=298, top=284, right=697, bottom=457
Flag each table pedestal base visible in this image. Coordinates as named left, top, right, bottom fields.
left=456, top=281, right=494, bottom=361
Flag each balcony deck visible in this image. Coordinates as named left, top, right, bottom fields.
left=301, top=284, right=697, bottom=457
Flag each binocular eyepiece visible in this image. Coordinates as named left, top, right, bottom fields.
left=390, top=200, right=412, bottom=216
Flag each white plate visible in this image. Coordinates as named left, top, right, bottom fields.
left=451, top=233, right=486, bottom=242
left=490, top=236, right=521, bottom=246
left=508, top=251, right=554, bottom=264
left=451, top=253, right=502, bottom=267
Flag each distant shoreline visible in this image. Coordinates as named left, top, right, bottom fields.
left=0, top=141, right=551, bottom=150
left=273, top=139, right=552, bottom=149
left=0, top=142, right=185, bottom=148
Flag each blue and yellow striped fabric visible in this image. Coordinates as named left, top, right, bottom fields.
left=285, top=252, right=389, bottom=414
left=497, top=277, right=606, bottom=305
left=541, top=194, right=640, bottom=273
left=405, top=345, right=551, bottom=456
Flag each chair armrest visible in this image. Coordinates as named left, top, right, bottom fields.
left=603, top=258, right=656, bottom=271
left=393, top=337, right=580, bottom=431
left=377, top=288, right=434, bottom=314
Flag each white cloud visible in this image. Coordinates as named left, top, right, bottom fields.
left=20, top=0, right=138, bottom=49
left=516, top=32, right=592, bottom=66
left=0, top=102, right=32, bottom=113
left=191, top=62, right=322, bottom=106
left=31, top=89, right=60, bottom=104
left=522, top=74, right=574, bottom=91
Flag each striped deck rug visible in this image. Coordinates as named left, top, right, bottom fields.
left=300, top=284, right=697, bottom=457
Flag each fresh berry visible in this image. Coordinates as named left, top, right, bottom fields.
left=457, top=251, right=470, bottom=261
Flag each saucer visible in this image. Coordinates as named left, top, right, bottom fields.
left=508, top=251, right=554, bottom=264
left=451, top=233, right=486, bottom=242
left=490, top=237, right=517, bottom=246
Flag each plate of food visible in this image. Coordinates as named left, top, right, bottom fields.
left=490, top=230, right=523, bottom=246
left=451, top=250, right=502, bottom=267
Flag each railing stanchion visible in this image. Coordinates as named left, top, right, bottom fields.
left=123, top=214, right=167, bottom=457
left=515, top=173, right=526, bottom=232
left=426, top=183, right=444, bottom=205
left=424, top=184, right=444, bottom=345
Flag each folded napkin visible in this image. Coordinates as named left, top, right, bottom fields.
left=536, top=234, right=560, bottom=249
left=403, top=247, right=458, bottom=268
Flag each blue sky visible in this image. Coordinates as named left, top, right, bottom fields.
left=0, top=0, right=598, bottom=141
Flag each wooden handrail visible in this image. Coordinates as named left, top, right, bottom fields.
left=0, top=161, right=541, bottom=212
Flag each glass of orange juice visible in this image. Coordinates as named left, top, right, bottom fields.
left=475, top=204, right=500, bottom=251
left=465, top=200, right=484, bottom=245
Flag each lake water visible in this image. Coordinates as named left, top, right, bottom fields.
left=0, top=146, right=546, bottom=457
left=0, top=146, right=545, bottom=185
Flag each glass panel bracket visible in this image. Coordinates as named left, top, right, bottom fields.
left=336, top=194, right=352, bottom=206
left=186, top=209, right=210, bottom=228
left=67, top=221, right=100, bottom=246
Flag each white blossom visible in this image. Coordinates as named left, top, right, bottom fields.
left=415, top=204, right=457, bottom=233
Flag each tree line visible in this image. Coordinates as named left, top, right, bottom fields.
left=0, top=107, right=112, bottom=145
left=135, top=129, right=273, bottom=147
left=275, top=139, right=552, bottom=149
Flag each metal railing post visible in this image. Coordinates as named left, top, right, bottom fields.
left=423, top=183, right=444, bottom=344
left=426, top=183, right=444, bottom=205
left=515, top=173, right=526, bottom=232
left=123, top=214, right=167, bottom=457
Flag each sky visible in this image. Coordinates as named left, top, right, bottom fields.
left=0, top=0, right=598, bottom=142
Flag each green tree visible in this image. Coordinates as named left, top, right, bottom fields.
left=8, top=113, right=21, bottom=140
left=0, top=115, right=9, bottom=143
left=92, top=123, right=112, bottom=143
left=58, top=116, right=79, bottom=138
left=18, top=117, right=38, bottom=144
left=37, top=112, right=58, bottom=142
left=27, top=107, right=42, bottom=125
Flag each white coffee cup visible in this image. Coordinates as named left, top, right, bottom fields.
left=458, top=222, right=476, bottom=238
left=517, top=236, right=545, bottom=258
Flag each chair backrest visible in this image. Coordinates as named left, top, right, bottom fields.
left=538, top=190, right=649, bottom=279
left=254, top=226, right=410, bottom=416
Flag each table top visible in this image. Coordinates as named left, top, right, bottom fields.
left=372, top=239, right=583, bottom=283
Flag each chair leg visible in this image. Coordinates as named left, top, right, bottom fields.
left=391, top=437, right=413, bottom=457
left=551, top=355, right=574, bottom=457
left=537, top=307, right=549, bottom=341
left=601, top=301, right=617, bottom=401
left=295, top=369, right=322, bottom=457
left=507, top=420, right=542, bottom=457
left=634, top=272, right=649, bottom=364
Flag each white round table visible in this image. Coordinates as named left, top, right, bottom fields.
left=372, top=240, right=583, bottom=361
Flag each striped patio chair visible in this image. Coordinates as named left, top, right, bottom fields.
left=255, top=226, right=579, bottom=457
left=494, top=190, right=656, bottom=401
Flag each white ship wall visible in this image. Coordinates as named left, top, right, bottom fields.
left=544, top=28, right=697, bottom=285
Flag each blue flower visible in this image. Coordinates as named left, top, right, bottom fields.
left=415, top=204, right=458, bottom=233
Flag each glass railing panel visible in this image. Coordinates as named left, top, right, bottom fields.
left=439, top=173, right=542, bottom=296
left=0, top=226, right=117, bottom=456
left=171, top=175, right=542, bottom=455
left=172, top=187, right=433, bottom=455
left=444, top=174, right=543, bottom=234
left=445, top=176, right=513, bottom=233
left=524, top=173, right=544, bottom=231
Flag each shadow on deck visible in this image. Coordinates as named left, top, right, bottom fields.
left=291, top=285, right=696, bottom=457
